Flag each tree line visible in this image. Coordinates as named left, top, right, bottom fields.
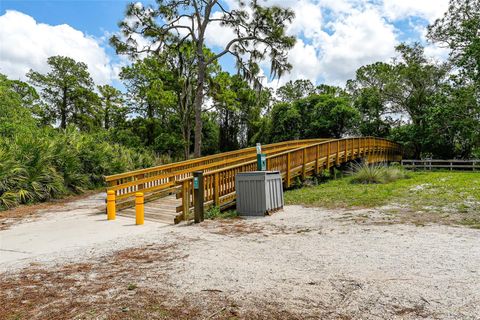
left=0, top=0, right=479, bottom=209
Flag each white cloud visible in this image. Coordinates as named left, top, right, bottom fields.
left=382, top=0, right=449, bottom=23
left=0, top=10, right=116, bottom=84
left=318, top=7, right=397, bottom=85
left=204, top=11, right=237, bottom=49
left=1, top=0, right=452, bottom=89
left=284, top=39, right=322, bottom=83
left=250, top=0, right=449, bottom=86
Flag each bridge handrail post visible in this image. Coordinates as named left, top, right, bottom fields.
left=214, top=172, right=220, bottom=206
left=327, top=141, right=331, bottom=168
left=351, top=138, right=354, bottom=160
left=336, top=140, right=340, bottom=165
left=193, top=171, right=204, bottom=223
left=181, top=180, right=190, bottom=221
left=302, top=148, right=307, bottom=180
left=286, top=153, right=291, bottom=188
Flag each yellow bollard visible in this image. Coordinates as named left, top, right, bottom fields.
left=107, top=190, right=116, bottom=220
left=135, top=192, right=144, bottom=225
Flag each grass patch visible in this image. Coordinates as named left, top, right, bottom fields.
left=205, top=206, right=238, bottom=220
left=285, top=171, right=480, bottom=213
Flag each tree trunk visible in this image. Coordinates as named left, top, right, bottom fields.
left=104, top=105, right=110, bottom=130
left=146, top=103, right=155, bottom=146
left=183, top=121, right=191, bottom=160
left=193, top=62, right=206, bottom=157
left=61, top=86, right=67, bottom=129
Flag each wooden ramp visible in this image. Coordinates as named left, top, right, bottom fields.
left=117, top=195, right=179, bottom=224
left=106, top=138, right=402, bottom=224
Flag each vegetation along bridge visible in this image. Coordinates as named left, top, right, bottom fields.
left=105, top=138, right=402, bottom=224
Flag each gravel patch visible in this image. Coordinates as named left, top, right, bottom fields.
left=1, top=196, right=479, bottom=319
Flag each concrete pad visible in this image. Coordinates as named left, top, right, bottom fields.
left=0, top=193, right=168, bottom=271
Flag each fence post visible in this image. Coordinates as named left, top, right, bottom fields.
left=315, top=145, right=319, bottom=175
left=107, top=190, right=116, bottom=220
left=286, top=153, right=291, bottom=188
left=193, top=171, right=204, bottom=223
left=135, top=192, right=144, bottom=225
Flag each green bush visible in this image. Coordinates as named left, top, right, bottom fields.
left=349, top=162, right=409, bottom=184
left=0, top=126, right=156, bottom=210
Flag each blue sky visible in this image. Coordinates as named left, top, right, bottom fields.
left=0, top=0, right=450, bottom=89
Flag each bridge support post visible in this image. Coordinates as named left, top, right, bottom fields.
left=329, top=166, right=336, bottom=180
left=193, top=171, right=204, bottom=223
left=107, top=190, right=116, bottom=221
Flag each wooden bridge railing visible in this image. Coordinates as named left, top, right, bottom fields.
left=105, top=138, right=328, bottom=208
left=175, top=137, right=402, bottom=222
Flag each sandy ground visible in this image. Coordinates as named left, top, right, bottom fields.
left=1, top=193, right=479, bottom=319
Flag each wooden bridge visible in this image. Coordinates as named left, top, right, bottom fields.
left=105, top=137, right=402, bottom=224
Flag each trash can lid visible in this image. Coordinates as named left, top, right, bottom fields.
left=236, top=171, right=280, bottom=175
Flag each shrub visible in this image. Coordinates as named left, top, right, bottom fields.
left=349, top=162, right=408, bottom=184
left=0, top=126, right=156, bottom=210
left=205, top=206, right=222, bottom=219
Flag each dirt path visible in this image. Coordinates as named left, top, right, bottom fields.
left=1, top=201, right=479, bottom=319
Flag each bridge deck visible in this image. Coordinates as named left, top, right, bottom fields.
left=117, top=195, right=179, bottom=224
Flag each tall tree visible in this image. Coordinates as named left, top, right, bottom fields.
left=111, top=0, right=296, bottom=157
left=27, top=56, right=98, bottom=130
left=268, top=89, right=359, bottom=142
left=120, top=56, right=177, bottom=146
left=348, top=44, right=449, bottom=158
left=428, top=0, right=480, bottom=87
left=276, top=79, right=315, bottom=103
left=347, top=62, right=397, bottom=137
left=98, top=85, right=126, bottom=130
left=211, top=72, right=262, bottom=151
left=294, top=90, right=359, bottom=139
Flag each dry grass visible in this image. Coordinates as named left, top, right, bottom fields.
left=0, top=243, right=307, bottom=320
left=200, top=218, right=266, bottom=237
left=0, top=244, right=177, bottom=320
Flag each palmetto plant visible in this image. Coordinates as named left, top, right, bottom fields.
left=0, top=127, right=156, bottom=211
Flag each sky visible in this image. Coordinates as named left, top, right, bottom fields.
left=0, top=0, right=451, bottom=90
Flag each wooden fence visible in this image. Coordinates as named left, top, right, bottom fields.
left=105, top=139, right=328, bottom=209
left=401, top=159, right=480, bottom=171
left=175, top=137, right=401, bottom=222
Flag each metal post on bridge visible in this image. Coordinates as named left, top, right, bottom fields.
left=193, top=171, right=204, bottom=223
left=256, top=143, right=266, bottom=171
